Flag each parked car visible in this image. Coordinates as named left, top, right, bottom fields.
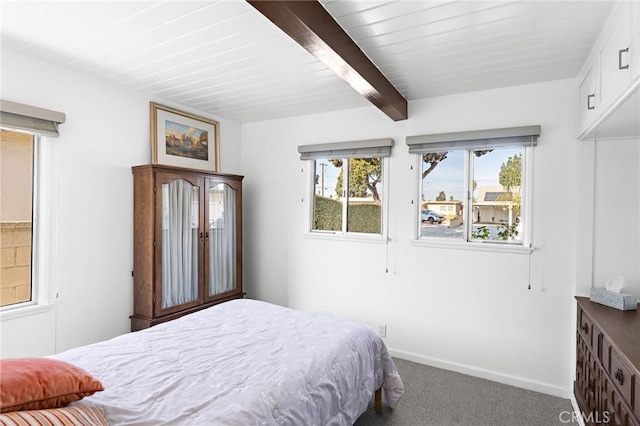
left=421, top=209, right=444, bottom=224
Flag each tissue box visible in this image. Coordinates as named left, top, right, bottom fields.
left=590, top=288, right=638, bottom=311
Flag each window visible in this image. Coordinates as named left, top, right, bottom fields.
left=420, top=150, right=465, bottom=240
left=471, top=147, right=523, bottom=242
left=299, top=138, right=392, bottom=237
left=311, top=157, right=384, bottom=234
left=0, top=100, right=65, bottom=313
left=0, top=130, right=35, bottom=307
left=408, top=126, right=539, bottom=247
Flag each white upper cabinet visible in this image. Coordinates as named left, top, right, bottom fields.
left=599, top=7, right=632, bottom=111
left=578, top=1, right=640, bottom=140
left=578, top=66, right=597, bottom=133
left=634, top=0, right=640, bottom=81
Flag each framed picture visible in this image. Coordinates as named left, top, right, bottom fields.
left=150, top=102, right=219, bottom=171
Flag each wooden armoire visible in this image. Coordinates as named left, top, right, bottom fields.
left=130, top=164, right=243, bottom=331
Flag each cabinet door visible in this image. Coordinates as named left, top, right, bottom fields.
left=579, top=66, right=597, bottom=133
left=632, top=1, right=640, bottom=81
left=600, top=8, right=632, bottom=111
left=155, top=173, right=204, bottom=316
left=205, top=178, right=241, bottom=300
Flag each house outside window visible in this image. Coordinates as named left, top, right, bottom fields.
left=0, top=130, right=35, bottom=307
left=299, top=138, right=393, bottom=238
left=407, top=126, right=539, bottom=247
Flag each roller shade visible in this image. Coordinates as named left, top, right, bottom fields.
left=0, top=99, right=66, bottom=138
left=298, top=138, right=393, bottom=160
left=406, top=125, right=540, bottom=154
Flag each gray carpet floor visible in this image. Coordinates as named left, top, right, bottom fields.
left=355, top=358, right=573, bottom=426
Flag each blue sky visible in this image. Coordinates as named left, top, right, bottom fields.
left=315, top=160, right=342, bottom=198
left=313, top=147, right=521, bottom=201
left=422, top=147, right=521, bottom=202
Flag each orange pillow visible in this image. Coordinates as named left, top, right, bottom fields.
left=0, top=358, right=104, bottom=413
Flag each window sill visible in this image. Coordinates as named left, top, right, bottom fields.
left=411, top=238, right=534, bottom=254
left=304, top=232, right=388, bottom=244
left=0, top=303, right=53, bottom=321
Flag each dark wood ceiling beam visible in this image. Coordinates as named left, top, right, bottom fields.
left=247, top=0, right=408, bottom=121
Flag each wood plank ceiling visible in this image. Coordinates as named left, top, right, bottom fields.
left=247, top=0, right=408, bottom=121
left=0, top=0, right=614, bottom=123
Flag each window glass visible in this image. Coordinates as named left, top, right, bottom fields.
left=471, top=147, right=523, bottom=242
left=0, top=130, right=34, bottom=307
left=420, top=150, right=464, bottom=239
left=418, top=146, right=529, bottom=246
left=312, top=157, right=383, bottom=235
left=313, top=159, right=342, bottom=232
left=346, top=158, right=382, bottom=234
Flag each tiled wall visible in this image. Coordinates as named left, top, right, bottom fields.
left=1, top=222, right=31, bottom=306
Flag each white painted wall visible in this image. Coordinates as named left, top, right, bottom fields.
left=592, top=138, right=640, bottom=297
left=242, top=79, right=580, bottom=397
left=0, top=48, right=242, bottom=358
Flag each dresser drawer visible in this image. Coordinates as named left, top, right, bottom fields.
left=618, top=400, right=631, bottom=426
left=635, top=375, right=640, bottom=421
left=630, top=406, right=640, bottom=426
left=606, top=399, right=623, bottom=426
left=578, top=307, right=593, bottom=345
left=603, top=336, right=612, bottom=372
left=609, top=350, right=636, bottom=410
left=593, top=323, right=603, bottom=359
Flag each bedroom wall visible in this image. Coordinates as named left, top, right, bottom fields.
left=0, top=48, right=242, bottom=358
left=241, top=78, right=582, bottom=398
left=592, top=138, right=640, bottom=297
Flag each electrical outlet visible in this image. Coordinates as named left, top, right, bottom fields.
left=378, top=324, right=387, bottom=338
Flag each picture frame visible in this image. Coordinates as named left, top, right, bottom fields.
left=150, top=102, right=219, bottom=171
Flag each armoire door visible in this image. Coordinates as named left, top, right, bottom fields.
left=154, top=172, right=204, bottom=317
left=205, top=178, right=242, bottom=301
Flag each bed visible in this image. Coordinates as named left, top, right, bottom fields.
left=50, top=299, right=404, bottom=425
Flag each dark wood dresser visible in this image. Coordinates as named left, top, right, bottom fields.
left=575, top=296, right=640, bottom=426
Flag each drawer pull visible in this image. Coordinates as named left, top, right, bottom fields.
left=614, top=368, right=624, bottom=385
left=581, top=323, right=589, bottom=334
left=587, top=94, right=595, bottom=110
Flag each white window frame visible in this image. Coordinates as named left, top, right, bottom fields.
left=408, top=126, right=538, bottom=254
left=415, top=146, right=533, bottom=248
left=0, top=132, right=58, bottom=320
left=305, top=156, right=390, bottom=243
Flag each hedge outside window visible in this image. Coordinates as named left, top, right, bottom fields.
left=312, top=157, right=383, bottom=234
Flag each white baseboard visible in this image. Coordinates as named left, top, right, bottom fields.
left=569, top=395, right=586, bottom=426
left=389, top=347, right=572, bottom=399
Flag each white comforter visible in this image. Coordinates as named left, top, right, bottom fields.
left=54, top=299, right=404, bottom=425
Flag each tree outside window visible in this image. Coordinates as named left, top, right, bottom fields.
left=419, top=146, right=529, bottom=244
left=312, top=157, right=383, bottom=234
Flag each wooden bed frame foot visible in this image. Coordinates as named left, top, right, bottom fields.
left=374, top=387, right=382, bottom=413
